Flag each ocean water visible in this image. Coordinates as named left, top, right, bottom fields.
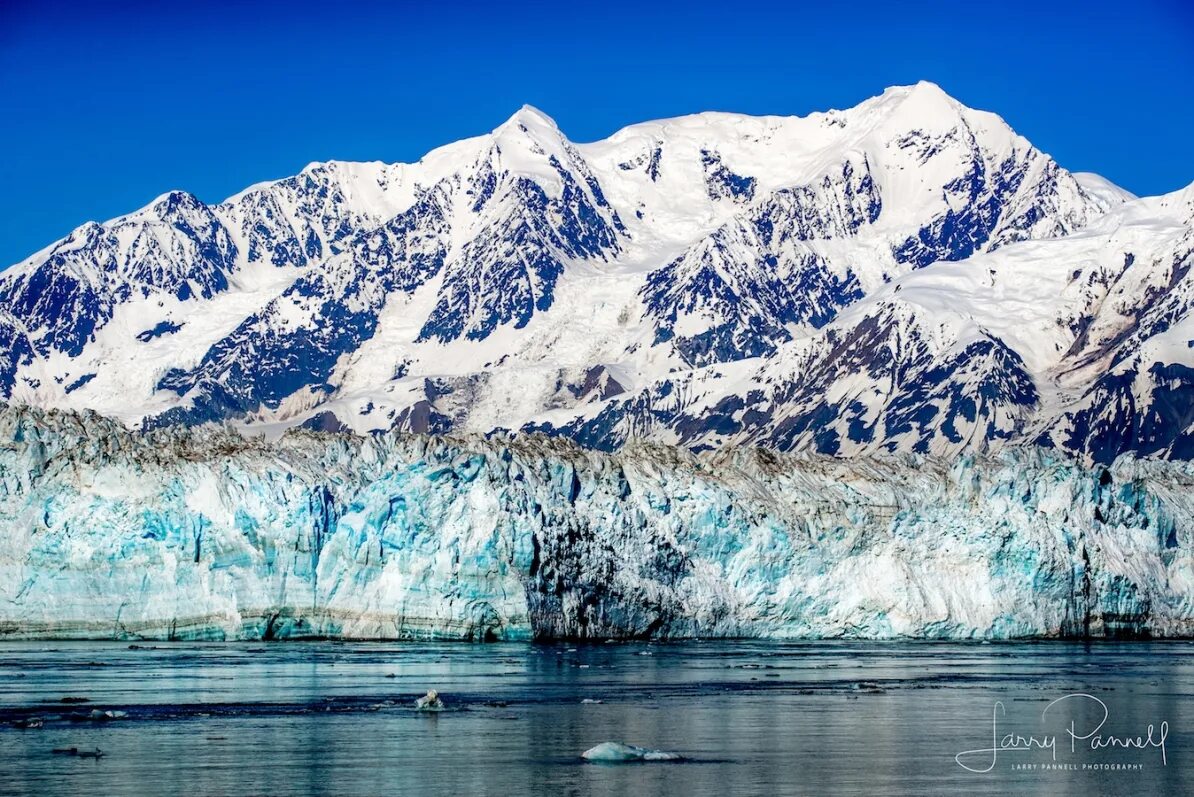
left=0, top=641, right=1189, bottom=796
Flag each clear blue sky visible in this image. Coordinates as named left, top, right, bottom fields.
left=2, top=0, right=1192, bottom=267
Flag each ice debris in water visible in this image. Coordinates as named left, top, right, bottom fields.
left=415, top=690, right=444, bottom=711
left=582, top=742, right=683, bottom=762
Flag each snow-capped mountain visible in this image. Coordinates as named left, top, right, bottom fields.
left=2, top=82, right=1189, bottom=463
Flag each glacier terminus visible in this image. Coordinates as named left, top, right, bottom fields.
left=0, top=406, right=1191, bottom=641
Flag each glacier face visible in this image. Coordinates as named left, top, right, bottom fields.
left=2, top=406, right=1190, bottom=641
left=6, top=82, right=1188, bottom=465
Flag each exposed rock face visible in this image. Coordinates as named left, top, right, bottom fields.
left=1, top=406, right=1189, bottom=641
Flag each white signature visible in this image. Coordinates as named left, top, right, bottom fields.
left=955, top=694, right=1169, bottom=773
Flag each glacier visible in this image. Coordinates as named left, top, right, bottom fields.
left=1, top=405, right=1190, bottom=641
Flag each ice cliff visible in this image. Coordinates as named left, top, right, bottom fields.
left=1, top=405, right=1191, bottom=640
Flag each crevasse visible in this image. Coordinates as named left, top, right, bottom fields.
left=0, top=406, right=1190, bottom=640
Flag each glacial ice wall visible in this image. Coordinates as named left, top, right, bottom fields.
left=0, top=405, right=1191, bottom=640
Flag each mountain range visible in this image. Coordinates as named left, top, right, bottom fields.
left=2, top=82, right=1191, bottom=463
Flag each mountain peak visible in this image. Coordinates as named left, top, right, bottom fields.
left=495, top=104, right=559, bottom=134
left=855, top=80, right=975, bottom=139
left=880, top=80, right=961, bottom=116
left=905, top=79, right=950, bottom=97
left=876, top=80, right=955, bottom=104
left=149, top=190, right=208, bottom=218
left=486, top=104, right=573, bottom=181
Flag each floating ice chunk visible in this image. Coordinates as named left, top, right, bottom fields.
left=415, top=689, right=444, bottom=711
left=582, top=742, right=682, bottom=762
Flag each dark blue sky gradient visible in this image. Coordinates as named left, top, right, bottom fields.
left=2, top=0, right=1192, bottom=266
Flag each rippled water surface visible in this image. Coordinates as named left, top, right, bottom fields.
left=1, top=641, right=1190, bottom=796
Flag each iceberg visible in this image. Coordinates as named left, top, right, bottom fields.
left=581, top=742, right=683, bottom=762
left=0, top=405, right=1191, bottom=640
left=415, top=690, right=443, bottom=711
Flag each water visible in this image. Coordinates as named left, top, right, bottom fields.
left=0, top=641, right=1189, bottom=796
